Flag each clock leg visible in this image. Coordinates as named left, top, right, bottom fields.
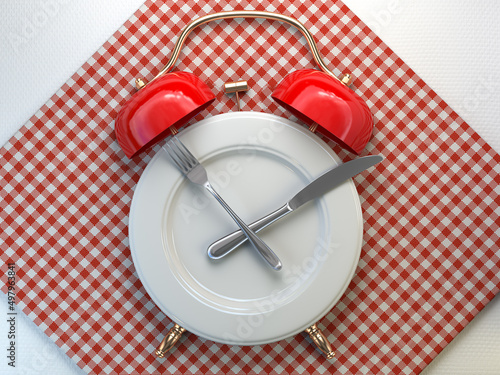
left=305, top=323, right=335, bottom=359
left=156, top=323, right=186, bottom=358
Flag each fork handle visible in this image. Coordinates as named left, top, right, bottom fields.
left=208, top=204, right=293, bottom=259
left=204, top=183, right=282, bottom=271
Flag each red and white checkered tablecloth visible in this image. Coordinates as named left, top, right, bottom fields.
left=1, top=0, right=499, bottom=373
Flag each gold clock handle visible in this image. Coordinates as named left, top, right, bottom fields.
left=305, top=323, right=335, bottom=359
left=138, top=10, right=342, bottom=90
left=155, top=323, right=186, bottom=358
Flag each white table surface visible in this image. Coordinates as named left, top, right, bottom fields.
left=1, top=1, right=499, bottom=374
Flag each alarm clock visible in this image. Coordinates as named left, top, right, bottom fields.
left=115, top=10, right=373, bottom=360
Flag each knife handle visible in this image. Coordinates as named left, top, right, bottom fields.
left=204, top=183, right=282, bottom=270
left=207, top=204, right=292, bottom=259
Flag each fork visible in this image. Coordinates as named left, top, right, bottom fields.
left=163, top=136, right=282, bottom=271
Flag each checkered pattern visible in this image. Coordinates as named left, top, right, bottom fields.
left=1, top=0, right=499, bottom=373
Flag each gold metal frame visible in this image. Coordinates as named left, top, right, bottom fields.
left=136, top=10, right=347, bottom=90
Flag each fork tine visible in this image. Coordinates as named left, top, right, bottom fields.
left=172, top=136, right=198, bottom=167
left=169, top=139, right=194, bottom=170
left=165, top=142, right=189, bottom=173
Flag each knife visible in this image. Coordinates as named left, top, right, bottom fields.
left=207, top=154, right=383, bottom=259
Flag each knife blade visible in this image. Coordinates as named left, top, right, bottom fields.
left=207, top=154, right=383, bottom=259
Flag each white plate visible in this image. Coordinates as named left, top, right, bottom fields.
left=129, top=112, right=362, bottom=345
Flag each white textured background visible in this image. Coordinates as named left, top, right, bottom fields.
left=0, top=1, right=499, bottom=374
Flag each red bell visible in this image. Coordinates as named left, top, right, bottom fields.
left=115, top=71, right=215, bottom=158
left=272, top=69, right=373, bottom=155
